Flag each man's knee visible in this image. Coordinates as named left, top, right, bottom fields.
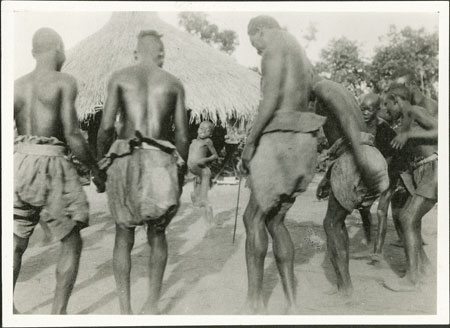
left=61, top=226, right=82, bottom=247
left=323, top=215, right=334, bottom=232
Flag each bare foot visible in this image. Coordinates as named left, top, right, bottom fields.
left=350, top=248, right=372, bottom=260
left=383, top=276, right=418, bottom=292
left=390, top=239, right=404, bottom=248
left=140, top=304, right=160, bottom=315
left=240, top=300, right=267, bottom=315
left=324, top=286, right=353, bottom=299
left=367, top=253, right=390, bottom=269
left=284, top=304, right=297, bottom=315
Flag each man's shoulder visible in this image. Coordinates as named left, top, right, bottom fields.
left=51, top=72, right=77, bottom=89
left=160, top=70, right=183, bottom=89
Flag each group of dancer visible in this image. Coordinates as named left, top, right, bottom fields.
left=13, top=15, right=438, bottom=315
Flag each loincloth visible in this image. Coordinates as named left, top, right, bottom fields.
left=328, top=132, right=390, bottom=212
left=248, top=111, right=326, bottom=214
left=102, top=132, right=183, bottom=230
left=14, top=135, right=89, bottom=241
left=400, top=153, right=437, bottom=201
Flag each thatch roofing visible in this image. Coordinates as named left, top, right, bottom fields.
left=63, top=12, right=261, bottom=125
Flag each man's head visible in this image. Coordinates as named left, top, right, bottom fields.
left=197, top=121, right=214, bottom=139
left=389, top=68, right=420, bottom=98
left=134, top=30, right=165, bottom=67
left=386, top=85, right=411, bottom=120
left=360, top=93, right=380, bottom=124
left=247, top=15, right=281, bottom=55
left=32, top=28, right=65, bottom=70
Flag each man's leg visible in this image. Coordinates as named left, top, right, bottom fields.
left=39, top=220, right=53, bottom=245
left=390, top=190, right=410, bottom=247
left=384, top=194, right=435, bottom=291
left=13, top=222, right=30, bottom=314
left=373, top=188, right=394, bottom=255
left=323, top=191, right=353, bottom=296
left=265, top=200, right=296, bottom=312
left=243, top=194, right=268, bottom=313
left=141, top=223, right=169, bottom=314
left=359, top=206, right=372, bottom=245
left=113, top=224, right=135, bottom=314
left=52, top=226, right=83, bottom=314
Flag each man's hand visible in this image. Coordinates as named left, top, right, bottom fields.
left=316, top=176, right=331, bottom=200
left=391, top=132, right=409, bottom=150
left=240, top=142, right=256, bottom=174
left=91, top=167, right=106, bottom=193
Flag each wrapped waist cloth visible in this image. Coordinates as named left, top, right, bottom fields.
left=262, top=111, right=327, bottom=134
left=328, top=132, right=390, bottom=212
left=104, top=132, right=183, bottom=230
left=14, top=135, right=89, bottom=241
left=249, top=111, right=325, bottom=213
left=400, top=152, right=437, bottom=201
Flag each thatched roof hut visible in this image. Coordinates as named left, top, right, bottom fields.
left=63, top=12, right=261, bottom=126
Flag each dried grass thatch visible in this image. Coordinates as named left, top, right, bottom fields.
left=63, top=12, right=261, bottom=126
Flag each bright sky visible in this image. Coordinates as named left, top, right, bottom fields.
left=14, top=11, right=438, bottom=78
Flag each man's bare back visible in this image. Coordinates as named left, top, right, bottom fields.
left=314, top=79, right=367, bottom=146
left=261, top=30, right=315, bottom=114
left=110, top=65, right=183, bottom=142
left=15, top=71, right=76, bottom=141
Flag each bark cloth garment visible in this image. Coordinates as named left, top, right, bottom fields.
left=327, top=132, right=390, bottom=212
left=400, top=152, right=438, bottom=201
left=99, top=131, right=184, bottom=231
left=248, top=111, right=327, bottom=214
left=14, top=135, right=89, bottom=241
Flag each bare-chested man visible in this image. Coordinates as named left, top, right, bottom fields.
left=349, top=93, right=408, bottom=262
left=391, top=68, right=438, bottom=117
left=14, top=28, right=105, bottom=314
left=96, top=30, right=189, bottom=314
left=314, top=80, right=390, bottom=297
left=382, top=85, right=437, bottom=291
left=240, top=16, right=326, bottom=313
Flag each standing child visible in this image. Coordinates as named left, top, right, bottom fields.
left=188, top=121, right=218, bottom=226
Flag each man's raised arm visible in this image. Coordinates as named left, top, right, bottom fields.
left=391, top=104, right=438, bottom=150
left=173, top=83, right=189, bottom=163
left=60, top=75, right=105, bottom=191
left=97, top=74, right=121, bottom=160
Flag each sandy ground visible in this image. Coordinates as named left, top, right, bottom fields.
left=14, top=173, right=437, bottom=315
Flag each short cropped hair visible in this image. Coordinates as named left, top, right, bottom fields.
left=137, top=30, right=163, bottom=41
left=392, top=67, right=418, bottom=83
left=32, top=28, right=63, bottom=54
left=247, top=15, right=281, bottom=35
left=388, top=84, right=411, bottom=101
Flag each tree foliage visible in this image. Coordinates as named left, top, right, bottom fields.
left=368, top=25, right=438, bottom=98
left=178, top=12, right=239, bottom=55
left=315, top=37, right=369, bottom=97
left=313, top=26, right=438, bottom=99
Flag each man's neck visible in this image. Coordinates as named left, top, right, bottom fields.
left=34, top=57, right=59, bottom=72
left=138, top=58, right=158, bottom=68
